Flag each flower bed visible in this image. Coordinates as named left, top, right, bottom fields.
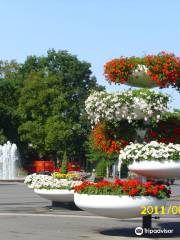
left=74, top=179, right=170, bottom=199
left=24, top=173, right=83, bottom=203
left=24, top=173, right=82, bottom=190
left=74, top=179, right=170, bottom=218
left=52, top=173, right=81, bottom=180
left=85, top=89, right=169, bottom=125
left=52, top=172, right=91, bottom=181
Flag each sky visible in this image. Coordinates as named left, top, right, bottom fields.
left=0, top=0, right=180, bottom=109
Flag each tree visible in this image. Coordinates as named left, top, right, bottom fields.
left=17, top=50, right=104, bottom=164
left=0, top=60, right=21, bottom=79
left=0, top=60, right=21, bottom=144
left=0, top=60, right=34, bottom=167
left=0, top=129, right=7, bottom=144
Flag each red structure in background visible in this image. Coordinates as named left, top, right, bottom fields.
left=33, top=160, right=55, bottom=173
left=67, top=162, right=81, bottom=172
left=29, top=160, right=81, bottom=173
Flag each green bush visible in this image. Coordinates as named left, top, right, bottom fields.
left=95, top=159, right=107, bottom=178
left=61, top=151, right=68, bottom=174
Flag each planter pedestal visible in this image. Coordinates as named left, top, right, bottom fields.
left=51, top=201, right=81, bottom=210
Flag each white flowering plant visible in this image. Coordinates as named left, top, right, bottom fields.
left=85, top=89, right=170, bottom=126
left=133, top=64, right=148, bottom=73
left=24, top=173, right=82, bottom=190
left=119, top=141, right=180, bottom=165
left=24, top=173, right=38, bottom=186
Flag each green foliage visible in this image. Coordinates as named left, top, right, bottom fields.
left=0, top=51, right=104, bottom=168
left=0, top=60, right=20, bottom=79
left=86, top=133, right=118, bottom=163
left=95, top=159, right=107, bottom=178
left=0, top=61, right=22, bottom=144
left=0, top=129, right=7, bottom=144
left=17, top=50, right=104, bottom=161
left=61, top=151, right=68, bottom=174
left=162, top=109, right=180, bottom=120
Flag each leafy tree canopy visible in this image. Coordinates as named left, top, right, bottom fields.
left=17, top=50, right=104, bottom=162
left=0, top=60, right=21, bottom=144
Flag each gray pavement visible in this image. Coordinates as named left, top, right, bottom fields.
left=0, top=181, right=179, bottom=240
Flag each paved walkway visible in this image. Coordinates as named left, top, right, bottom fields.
left=0, top=181, right=179, bottom=240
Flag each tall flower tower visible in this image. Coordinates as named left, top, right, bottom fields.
left=86, top=52, right=180, bottom=179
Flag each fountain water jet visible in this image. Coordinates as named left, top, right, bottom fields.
left=0, top=141, right=18, bottom=179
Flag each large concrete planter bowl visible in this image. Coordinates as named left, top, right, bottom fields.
left=129, top=160, right=180, bottom=179
left=74, top=194, right=165, bottom=219
left=126, top=71, right=157, bottom=88
left=34, top=189, right=74, bottom=202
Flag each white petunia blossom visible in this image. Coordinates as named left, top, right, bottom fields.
left=85, top=89, right=170, bottom=126
left=24, top=174, right=82, bottom=190
left=118, top=141, right=180, bottom=170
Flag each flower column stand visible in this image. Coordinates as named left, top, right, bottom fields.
left=82, top=52, right=179, bottom=223
left=142, top=215, right=152, bottom=229
left=142, top=215, right=161, bottom=230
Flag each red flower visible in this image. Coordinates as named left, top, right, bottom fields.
left=145, top=118, right=180, bottom=144
left=150, top=130, right=158, bottom=138
left=126, top=180, right=139, bottom=188
left=122, top=186, right=129, bottom=191
left=91, top=122, right=129, bottom=154
left=128, top=189, right=139, bottom=196
left=104, top=52, right=180, bottom=89
left=157, top=185, right=165, bottom=190
left=143, top=181, right=154, bottom=188
left=114, top=178, right=124, bottom=186
left=75, top=179, right=171, bottom=199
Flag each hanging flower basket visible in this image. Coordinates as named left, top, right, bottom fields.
left=74, top=179, right=170, bottom=218
left=104, top=52, right=180, bottom=89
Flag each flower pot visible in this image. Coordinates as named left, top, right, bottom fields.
left=34, top=189, right=74, bottom=202
left=129, top=160, right=180, bottom=179
left=74, top=193, right=165, bottom=219
left=126, top=71, right=157, bottom=88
